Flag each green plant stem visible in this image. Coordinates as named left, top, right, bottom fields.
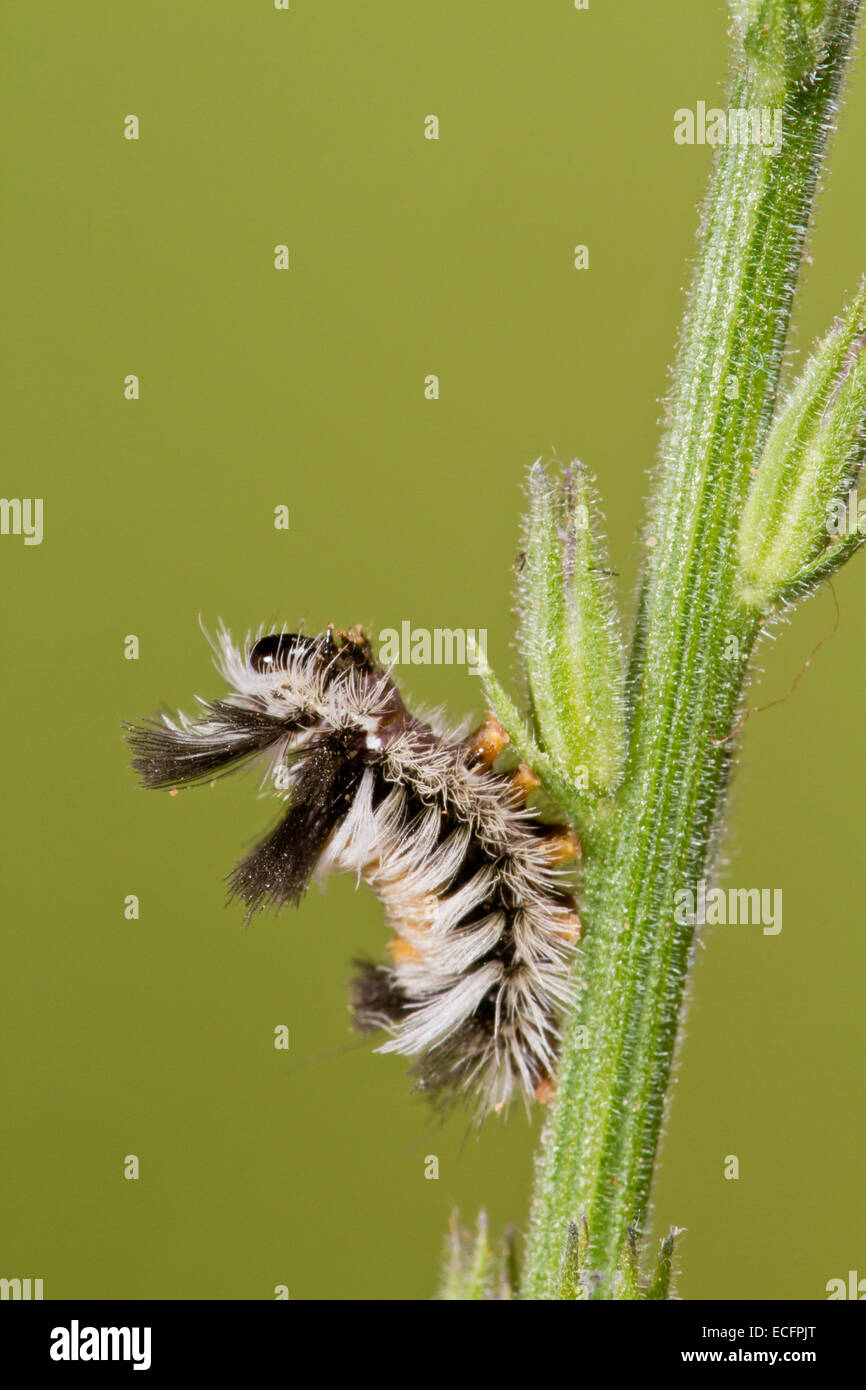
left=522, top=10, right=861, bottom=1299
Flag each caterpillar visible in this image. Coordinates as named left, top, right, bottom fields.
left=125, top=625, right=581, bottom=1114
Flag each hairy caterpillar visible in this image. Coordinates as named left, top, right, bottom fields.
left=125, top=625, right=581, bottom=1114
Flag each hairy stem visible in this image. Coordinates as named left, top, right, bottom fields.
left=522, top=5, right=862, bottom=1299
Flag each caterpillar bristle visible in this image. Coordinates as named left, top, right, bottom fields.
left=125, top=624, right=581, bottom=1116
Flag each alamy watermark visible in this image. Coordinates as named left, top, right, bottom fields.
left=827, top=1269, right=866, bottom=1299
left=50, top=1321, right=151, bottom=1371
left=674, top=879, right=783, bottom=935
left=0, top=497, right=42, bottom=546
left=0, top=1276, right=43, bottom=1299
left=674, top=101, right=783, bottom=157
left=378, top=622, right=488, bottom=675
left=826, top=487, right=866, bottom=538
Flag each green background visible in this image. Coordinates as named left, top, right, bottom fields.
left=2, top=0, right=865, bottom=1301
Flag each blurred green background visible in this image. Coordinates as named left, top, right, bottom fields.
left=2, top=0, right=865, bottom=1301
